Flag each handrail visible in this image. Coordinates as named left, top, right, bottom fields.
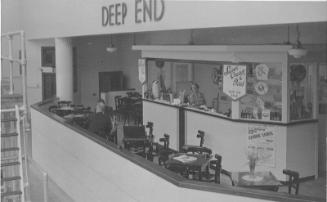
left=1, top=106, right=26, bottom=113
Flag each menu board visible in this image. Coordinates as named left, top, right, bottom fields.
left=223, top=64, right=247, bottom=100
left=247, top=125, right=276, bottom=167
left=138, top=59, right=146, bottom=83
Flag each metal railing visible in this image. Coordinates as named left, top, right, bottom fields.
left=1, top=31, right=28, bottom=113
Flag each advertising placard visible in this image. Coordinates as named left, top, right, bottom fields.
left=247, top=125, right=276, bottom=167
left=138, top=59, right=146, bottom=83
left=223, top=64, right=247, bottom=100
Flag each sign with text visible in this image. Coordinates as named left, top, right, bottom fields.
left=102, top=0, right=165, bottom=27
left=138, top=59, right=146, bottom=83
left=223, top=64, right=247, bottom=100
left=247, top=125, right=276, bottom=167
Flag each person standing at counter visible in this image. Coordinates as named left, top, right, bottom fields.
left=188, top=83, right=206, bottom=107
left=88, top=100, right=112, bottom=139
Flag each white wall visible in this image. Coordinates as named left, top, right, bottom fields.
left=20, top=0, right=327, bottom=39
left=286, top=123, right=319, bottom=178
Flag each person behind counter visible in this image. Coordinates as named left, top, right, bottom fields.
left=88, top=100, right=112, bottom=139
left=188, top=82, right=206, bottom=107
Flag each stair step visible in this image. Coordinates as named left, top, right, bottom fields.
left=1, top=190, right=22, bottom=197
left=1, top=155, right=19, bottom=161
left=1, top=161, right=20, bottom=167
left=1, top=147, right=19, bottom=152
left=1, top=118, right=17, bottom=123
left=3, top=176, right=21, bottom=182
left=1, top=132, right=18, bottom=137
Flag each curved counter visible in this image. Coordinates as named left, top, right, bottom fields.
left=31, top=100, right=321, bottom=202
left=143, top=99, right=318, bottom=180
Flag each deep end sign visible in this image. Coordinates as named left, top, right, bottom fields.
left=102, top=0, right=165, bottom=26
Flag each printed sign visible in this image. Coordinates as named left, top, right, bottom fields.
left=102, top=0, right=165, bottom=27
left=223, top=64, right=247, bottom=100
left=247, top=125, right=276, bottom=167
left=255, top=64, right=269, bottom=80
left=254, top=81, right=269, bottom=95
left=138, top=59, right=146, bottom=83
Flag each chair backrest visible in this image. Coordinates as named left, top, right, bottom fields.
left=283, top=169, right=300, bottom=195
left=159, top=134, right=170, bottom=149
left=210, top=154, right=222, bottom=183
left=146, top=122, right=154, bottom=137
left=114, top=96, right=122, bottom=110
left=123, top=125, right=146, bottom=139
left=197, top=130, right=205, bottom=147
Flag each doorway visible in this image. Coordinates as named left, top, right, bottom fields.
left=42, top=72, right=56, bottom=100
left=98, top=71, right=124, bottom=98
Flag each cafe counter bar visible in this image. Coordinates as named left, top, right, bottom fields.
left=138, top=45, right=319, bottom=181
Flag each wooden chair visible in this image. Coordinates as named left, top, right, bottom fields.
left=208, top=154, right=234, bottom=185
left=181, top=130, right=212, bottom=158
left=158, top=134, right=175, bottom=165
left=145, top=122, right=155, bottom=161
left=282, top=169, right=300, bottom=195
left=123, top=126, right=148, bottom=156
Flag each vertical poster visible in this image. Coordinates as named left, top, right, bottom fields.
left=138, top=59, right=146, bottom=83
left=223, top=64, right=247, bottom=100
left=247, top=125, right=276, bottom=167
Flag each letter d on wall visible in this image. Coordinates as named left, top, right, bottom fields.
left=102, top=6, right=109, bottom=26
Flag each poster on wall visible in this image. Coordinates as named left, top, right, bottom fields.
left=138, top=59, right=146, bottom=83
left=247, top=125, right=276, bottom=167
left=255, top=64, right=269, bottom=80
left=223, top=64, right=247, bottom=100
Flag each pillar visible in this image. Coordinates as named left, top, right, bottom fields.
left=55, top=38, right=73, bottom=101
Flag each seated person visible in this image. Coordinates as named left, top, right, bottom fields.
left=88, top=100, right=112, bottom=139
left=188, top=83, right=206, bottom=107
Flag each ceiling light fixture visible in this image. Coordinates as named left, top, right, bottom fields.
left=288, top=24, right=307, bottom=59
left=106, top=35, right=117, bottom=53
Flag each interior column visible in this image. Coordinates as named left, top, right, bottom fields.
left=55, top=38, right=73, bottom=101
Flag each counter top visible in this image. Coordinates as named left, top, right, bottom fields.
left=143, top=99, right=318, bottom=126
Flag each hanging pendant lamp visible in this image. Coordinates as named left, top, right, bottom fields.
left=106, top=35, right=117, bottom=53
left=288, top=24, right=307, bottom=59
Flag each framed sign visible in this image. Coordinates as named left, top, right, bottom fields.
left=138, top=59, right=146, bottom=83
left=41, top=46, right=55, bottom=67
left=223, top=64, right=247, bottom=100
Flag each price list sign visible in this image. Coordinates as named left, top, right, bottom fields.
left=223, top=64, right=247, bottom=100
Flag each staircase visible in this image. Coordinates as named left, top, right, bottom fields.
left=1, top=105, right=28, bottom=202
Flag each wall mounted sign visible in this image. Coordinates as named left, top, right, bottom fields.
left=138, top=59, right=146, bottom=83
left=223, top=64, right=247, bottom=100
left=254, top=81, right=269, bottom=95
left=102, top=0, right=165, bottom=27
left=255, top=64, right=269, bottom=80
left=247, top=125, right=276, bottom=167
